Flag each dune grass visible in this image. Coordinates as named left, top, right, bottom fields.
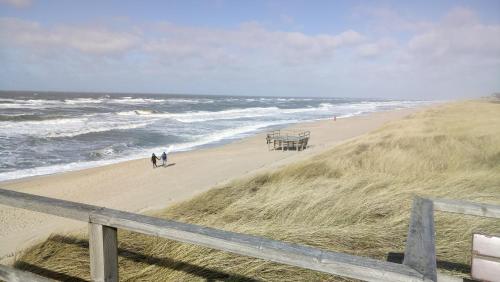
left=14, top=100, right=500, bottom=281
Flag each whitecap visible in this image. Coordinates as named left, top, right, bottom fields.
left=64, top=98, right=104, bottom=104
left=0, top=116, right=154, bottom=138
left=107, top=97, right=166, bottom=104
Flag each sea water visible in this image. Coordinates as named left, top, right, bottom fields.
left=0, top=91, right=430, bottom=181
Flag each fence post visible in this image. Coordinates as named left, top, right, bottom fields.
left=89, top=223, right=119, bottom=282
left=403, top=197, right=437, bottom=282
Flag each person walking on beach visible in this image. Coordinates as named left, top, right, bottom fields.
left=151, top=153, right=160, bottom=168
left=161, top=151, right=167, bottom=166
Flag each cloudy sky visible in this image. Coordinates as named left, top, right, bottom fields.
left=0, top=0, right=499, bottom=99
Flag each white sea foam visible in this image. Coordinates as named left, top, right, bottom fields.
left=64, top=98, right=105, bottom=104
left=0, top=98, right=18, bottom=103
left=107, top=97, right=166, bottom=104
left=0, top=97, right=167, bottom=108
left=170, top=107, right=281, bottom=122
left=0, top=119, right=295, bottom=182
left=48, top=122, right=153, bottom=138
left=0, top=97, right=107, bottom=108
left=115, top=107, right=281, bottom=122
left=0, top=116, right=154, bottom=138
left=0, top=157, right=136, bottom=182
left=166, top=98, right=214, bottom=104
left=0, top=99, right=62, bottom=109
left=114, top=105, right=335, bottom=123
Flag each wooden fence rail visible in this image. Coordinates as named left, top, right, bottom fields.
left=431, top=198, right=500, bottom=219
left=0, top=187, right=499, bottom=282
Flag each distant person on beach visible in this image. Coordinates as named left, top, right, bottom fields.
left=161, top=151, right=167, bottom=166
left=151, top=153, right=160, bottom=168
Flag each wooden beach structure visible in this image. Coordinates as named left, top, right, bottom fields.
left=0, top=188, right=499, bottom=282
left=266, top=129, right=310, bottom=151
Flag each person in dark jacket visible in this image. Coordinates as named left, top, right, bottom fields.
left=161, top=151, right=167, bottom=166
left=151, top=153, right=160, bottom=168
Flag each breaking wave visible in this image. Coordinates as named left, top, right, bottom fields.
left=0, top=117, right=154, bottom=138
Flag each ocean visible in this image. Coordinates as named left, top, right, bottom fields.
left=0, top=91, right=430, bottom=181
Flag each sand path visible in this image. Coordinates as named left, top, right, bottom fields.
left=0, top=108, right=421, bottom=261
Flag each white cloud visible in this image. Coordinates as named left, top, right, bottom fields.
left=0, top=0, right=32, bottom=8
left=407, top=7, right=500, bottom=65
left=331, top=6, right=499, bottom=98
left=352, top=6, right=500, bottom=66
left=144, top=22, right=364, bottom=66
left=356, top=38, right=397, bottom=57
left=353, top=5, right=433, bottom=33
left=0, top=18, right=364, bottom=65
left=0, top=18, right=140, bottom=54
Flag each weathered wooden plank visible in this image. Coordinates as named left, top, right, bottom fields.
left=0, top=188, right=99, bottom=221
left=90, top=209, right=424, bottom=282
left=431, top=198, right=500, bottom=219
left=403, top=197, right=437, bottom=282
left=89, top=223, right=119, bottom=282
left=0, top=264, right=54, bottom=282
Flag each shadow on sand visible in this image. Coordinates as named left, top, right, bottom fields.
left=386, top=252, right=476, bottom=281
left=15, top=235, right=258, bottom=282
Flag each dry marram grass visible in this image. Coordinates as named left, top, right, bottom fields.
left=14, top=100, right=500, bottom=281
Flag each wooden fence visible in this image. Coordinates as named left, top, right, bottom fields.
left=0, top=188, right=499, bottom=282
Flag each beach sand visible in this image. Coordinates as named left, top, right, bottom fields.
left=0, top=107, right=424, bottom=261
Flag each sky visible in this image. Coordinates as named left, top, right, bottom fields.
left=0, top=0, right=499, bottom=99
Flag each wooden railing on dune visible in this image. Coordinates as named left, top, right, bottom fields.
left=0, top=188, right=499, bottom=282
left=266, top=129, right=310, bottom=151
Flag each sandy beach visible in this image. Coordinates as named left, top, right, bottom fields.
left=0, top=107, right=424, bottom=261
